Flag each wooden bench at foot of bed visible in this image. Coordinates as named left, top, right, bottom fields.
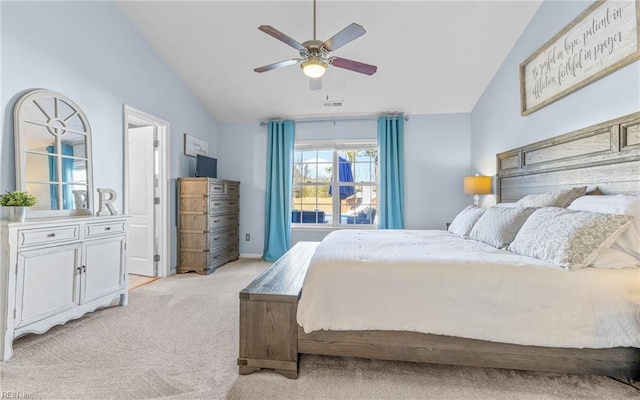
left=238, top=242, right=319, bottom=379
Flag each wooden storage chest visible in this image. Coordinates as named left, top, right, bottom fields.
left=178, top=177, right=240, bottom=274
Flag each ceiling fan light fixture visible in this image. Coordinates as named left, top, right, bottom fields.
left=301, top=58, right=327, bottom=78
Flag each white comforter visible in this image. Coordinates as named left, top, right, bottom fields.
left=296, top=230, right=640, bottom=349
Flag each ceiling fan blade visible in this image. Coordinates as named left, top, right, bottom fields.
left=331, top=57, right=377, bottom=75
left=258, top=25, right=306, bottom=51
left=310, top=78, right=322, bottom=91
left=322, top=23, right=366, bottom=51
left=254, top=59, right=299, bottom=73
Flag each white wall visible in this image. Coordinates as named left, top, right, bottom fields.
left=1, top=1, right=219, bottom=271
left=218, top=114, right=471, bottom=256
left=471, top=0, right=640, bottom=207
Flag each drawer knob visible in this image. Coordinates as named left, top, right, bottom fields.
left=213, top=219, right=221, bottom=223
left=214, top=202, right=221, bottom=206
left=47, top=233, right=56, bottom=238
left=105, top=227, right=111, bottom=231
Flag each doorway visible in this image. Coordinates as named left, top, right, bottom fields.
left=123, top=105, right=170, bottom=278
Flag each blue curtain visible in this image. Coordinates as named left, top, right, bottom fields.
left=377, top=115, right=404, bottom=229
left=47, top=144, right=74, bottom=209
left=263, top=120, right=295, bottom=262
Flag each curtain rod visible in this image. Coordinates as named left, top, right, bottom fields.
left=259, top=115, right=408, bottom=127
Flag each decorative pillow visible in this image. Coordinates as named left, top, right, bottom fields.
left=469, top=206, right=537, bottom=249
left=516, top=186, right=587, bottom=208
left=568, top=195, right=640, bottom=259
left=508, top=207, right=634, bottom=270
left=448, top=206, right=486, bottom=238
left=591, top=248, right=640, bottom=269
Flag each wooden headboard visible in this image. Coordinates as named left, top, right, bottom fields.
left=497, top=112, right=640, bottom=203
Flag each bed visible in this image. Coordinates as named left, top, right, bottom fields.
left=238, top=111, right=640, bottom=379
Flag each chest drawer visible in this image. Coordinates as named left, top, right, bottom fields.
left=18, top=225, right=80, bottom=248
left=210, top=198, right=239, bottom=212
left=209, top=181, right=240, bottom=197
left=209, top=182, right=226, bottom=195
left=209, top=242, right=239, bottom=267
left=226, top=183, right=239, bottom=197
left=86, top=221, right=127, bottom=238
left=210, top=229, right=238, bottom=249
left=210, top=213, right=238, bottom=232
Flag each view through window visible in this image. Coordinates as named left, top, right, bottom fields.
left=292, top=141, right=378, bottom=226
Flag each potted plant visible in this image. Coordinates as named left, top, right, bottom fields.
left=0, top=190, right=38, bottom=221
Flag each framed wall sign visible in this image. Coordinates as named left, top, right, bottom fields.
left=184, top=133, right=209, bottom=157
left=520, top=0, right=640, bottom=116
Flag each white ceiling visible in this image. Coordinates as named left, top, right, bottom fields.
left=116, top=1, right=542, bottom=123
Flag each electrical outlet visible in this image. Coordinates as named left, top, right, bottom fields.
left=245, top=233, right=250, bottom=241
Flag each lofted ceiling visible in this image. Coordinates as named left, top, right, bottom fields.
left=116, top=1, right=542, bottom=123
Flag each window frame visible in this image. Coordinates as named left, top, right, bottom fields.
left=292, top=139, right=378, bottom=229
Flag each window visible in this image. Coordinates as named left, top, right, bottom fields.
left=292, top=140, right=378, bottom=226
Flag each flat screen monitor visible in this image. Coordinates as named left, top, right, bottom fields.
left=195, top=154, right=217, bottom=178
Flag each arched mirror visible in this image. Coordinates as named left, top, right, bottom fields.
left=14, top=89, right=94, bottom=215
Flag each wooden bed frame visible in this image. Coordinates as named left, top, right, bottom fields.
left=238, top=112, right=640, bottom=380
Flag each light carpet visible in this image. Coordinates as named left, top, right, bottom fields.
left=1, top=259, right=637, bottom=399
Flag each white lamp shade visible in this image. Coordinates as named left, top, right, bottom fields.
left=301, top=59, right=327, bottom=78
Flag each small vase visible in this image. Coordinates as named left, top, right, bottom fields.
left=6, top=206, right=29, bottom=222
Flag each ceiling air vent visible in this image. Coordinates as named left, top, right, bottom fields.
left=322, top=100, right=343, bottom=108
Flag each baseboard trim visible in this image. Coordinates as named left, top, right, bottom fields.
left=240, top=253, right=263, bottom=259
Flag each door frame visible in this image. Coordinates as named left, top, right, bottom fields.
left=122, top=105, right=170, bottom=277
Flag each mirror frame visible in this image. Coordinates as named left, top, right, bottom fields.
left=14, top=89, right=94, bottom=217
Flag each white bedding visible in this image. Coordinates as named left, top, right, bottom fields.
left=296, top=230, right=640, bottom=349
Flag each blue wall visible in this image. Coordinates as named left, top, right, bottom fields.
left=470, top=0, right=640, bottom=205
left=1, top=1, right=219, bottom=271
left=218, top=114, right=471, bottom=255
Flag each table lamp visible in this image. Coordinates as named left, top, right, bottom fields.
left=464, top=175, right=492, bottom=206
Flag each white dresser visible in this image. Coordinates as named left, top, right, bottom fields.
left=0, top=215, right=129, bottom=360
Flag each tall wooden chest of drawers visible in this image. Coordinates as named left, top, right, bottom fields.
left=178, top=177, right=240, bottom=274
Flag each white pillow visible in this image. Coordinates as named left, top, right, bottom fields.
left=469, top=206, right=537, bottom=249
left=591, top=247, right=640, bottom=269
left=568, top=195, right=640, bottom=259
left=495, top=202, right=517, bottom=208
left=508, top=207, right=634, bottom=270
left=448, top=206, right=485, bottom=238
left=516, top=186, right=587, bottom=208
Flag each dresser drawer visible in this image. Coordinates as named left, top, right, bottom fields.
left=18, top=225, right=80, bottom=248
left=85, top=221, right=126, bottom=238
left=226, top=183, right=239, bottom=197
left=209, top=243, right=239, bottom=268
left=210, top=213, right=238, bottom=232
left=210, top=198, right=239, bottom=213
left=209, top=182, right=226, bottom=195
left=209, top=181, right=240, bottom=197
left=210, top=229, right=238, bottom=250
left=179, top=243, right=238, bottom=272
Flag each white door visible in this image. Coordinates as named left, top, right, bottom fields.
left=127, top=126, right=157, bottom=276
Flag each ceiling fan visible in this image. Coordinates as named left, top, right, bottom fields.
left=254, top=0, right=377, bottom=90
